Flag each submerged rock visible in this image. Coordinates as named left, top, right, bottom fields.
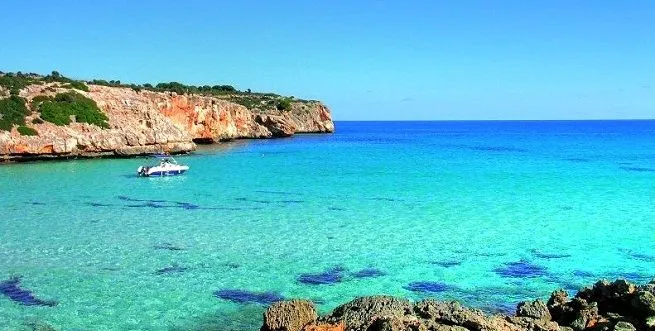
left=297, top=266, right=346, bottom=285
left=404, top=281, right=453, bottom=293
left=494, top=260, right=549, bottom=279
left=214, top=289, right=283, bottom=305
left=0, top=276, right=57, bottom=307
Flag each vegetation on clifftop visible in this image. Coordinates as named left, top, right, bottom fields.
left=17, top=125, right=38, bottom=136
left=0, top=95, right=30, bottom=131
left=0, top=69, right=317, bottom=132
left=32, top=91, right=109, bottom=128
left=0, top=70, right=317, bottom=113
left=0, top=71, right=88, bottom=93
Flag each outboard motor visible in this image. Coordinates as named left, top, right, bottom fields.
left=137, top=166, right=149, bottom=176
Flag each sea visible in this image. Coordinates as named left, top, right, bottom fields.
left=1, top=120, right=654, bottom=330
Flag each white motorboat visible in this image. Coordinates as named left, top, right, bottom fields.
left=137, top=155, right=189, bottom=177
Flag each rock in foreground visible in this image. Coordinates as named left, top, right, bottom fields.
left=262, top=279, right=655, bottom=331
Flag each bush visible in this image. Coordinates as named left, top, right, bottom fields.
left=34, top=91, right=109, bottom=128
left=276, top=98, right=293, bottom=111
left=68, top=81, right=89, bottom=92
left=17, top=125, right=38, bottom=136
left=0, top=95, right=30, bottom=131
left=32, top=117, right=44, bottom=124
left=43, top=71, right=89, bottom=91
left=0, top=74, right=34, bottom=91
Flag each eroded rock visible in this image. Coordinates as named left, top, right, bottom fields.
left=262, top=300, right=318, bottom=331
left=517, top=300, right=552, bottom=320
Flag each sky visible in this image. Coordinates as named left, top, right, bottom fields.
left=2, top=1, right=654, bottom=120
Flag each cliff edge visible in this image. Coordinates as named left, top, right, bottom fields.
left=0, top=74, right=334, bottom=161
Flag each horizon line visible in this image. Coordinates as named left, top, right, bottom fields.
left=332, top=118, right=655, bottom=122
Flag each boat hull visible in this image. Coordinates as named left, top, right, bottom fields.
left=137, top=165, right=189, bottom=177
left=142, top=169, right=187, bottom=177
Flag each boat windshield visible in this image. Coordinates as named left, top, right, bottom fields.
left=158, top=157, right=177, bottom=166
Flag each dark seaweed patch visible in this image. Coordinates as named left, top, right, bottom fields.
left=176, top=202, right=201, bottom=210
left=84, top=202, right=113, bottom=207
left=431, top=260, right=462, bottom=268
left=118, top=196, right=220, bottom=210
left=563, top=158, right=591, bottom=163
left=494, top=260, right=548, bottom=278
left=0, top=277, right=57, bottom=307
left=352, top=268, right=385, bottom=278
left=25, top=201, right=46, bottom=206
left=573, top=270, right=595, bottom=278
left=619, top=248, right=655, bottom=262
left=153, top=242, right=185, bottom=251
left=474, top=251, right=506, bottom=257
left=470, top=146, right=527, bottom=152
left=369, top=197, right=402, bottom=202
left=279, top=200, right=304, bottom=204
left=404, top=281, right=453, bottom=293
left=613, top=272, right=651, bottom=282
left=530, top=249, right=571, bottom=259
left=445, top=144, right=528, bottom=153
left=620, top=166, right=655, bottom=173
left=234, top=197, right=273, bottom=204
left=628, top=253, right=655, bottom=262
left=125, top=202, right=173, bottom=209
left=297, top=266, right=346, bottom=285
left=155, top=265, right=188, bottom=275
left=254, top=190, right=300, bottom=196
left=214, top=289, right=283, bottom=305
left=117, top=195, right=167, bottom=203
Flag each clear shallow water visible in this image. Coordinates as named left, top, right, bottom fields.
left=1, top=120, right=654, bottom=330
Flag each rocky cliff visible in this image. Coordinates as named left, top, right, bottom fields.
left=0, top=83, right=334, bottom=161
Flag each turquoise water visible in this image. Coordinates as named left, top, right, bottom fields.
left=1, top=121, right=654, bottom=330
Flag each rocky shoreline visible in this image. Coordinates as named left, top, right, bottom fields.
left=0, top=83, right=334, bottom=162
left=261, top=279, right=655, bottom=331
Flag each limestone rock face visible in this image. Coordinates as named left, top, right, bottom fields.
left=262, top=300, right=318, bottom=331
left=0, top=84, right=334, bottom=161
left=517, top=300, right=552, bottom=321
left=322, top=296, right=413, bottom=331
left=255, top=114, right=297, bottom=138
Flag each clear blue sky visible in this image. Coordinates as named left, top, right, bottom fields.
left=2, top=1, right=654, bottom=120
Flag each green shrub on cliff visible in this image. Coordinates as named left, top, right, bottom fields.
left=0, top=95, right=30, bottom=131
left=276, top=98, right=293, bottom=111
left=33, top=91, right=109, bottom=128
left=43, top=71, right=89, bottom=91
left=17, top=125, right=38, bottom=136
left=0, top=74, right=36, bottom=92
